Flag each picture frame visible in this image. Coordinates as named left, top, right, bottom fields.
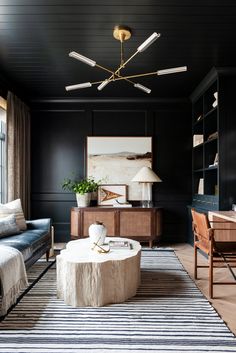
left=87, top=136, right=152, bottom=200
left=98, top=184, right=127, bottom=206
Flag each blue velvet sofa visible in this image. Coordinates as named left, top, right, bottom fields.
left=0, top=218, right=51, bottom=269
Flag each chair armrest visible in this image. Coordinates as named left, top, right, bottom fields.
left=26, top=218, right=52, bottom=231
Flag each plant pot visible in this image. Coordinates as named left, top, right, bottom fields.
left=89, top=221, right=107, bottom=245
left=76, top=192, right=91, bottom=207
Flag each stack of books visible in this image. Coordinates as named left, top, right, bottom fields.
left=109, top=240, right=132, bottom=250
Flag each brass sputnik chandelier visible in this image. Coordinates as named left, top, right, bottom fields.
left=65, top=26, right=187, bottom=94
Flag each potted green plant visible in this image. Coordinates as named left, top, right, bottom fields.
left=62, top=177, right=100, bottom=207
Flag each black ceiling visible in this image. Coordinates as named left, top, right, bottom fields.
left=1, top=0, right=236, bottom=99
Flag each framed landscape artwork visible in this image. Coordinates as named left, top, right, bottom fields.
left=87, top=136, right=152, bottom=200
left=98, top=184, right=127, bottom=206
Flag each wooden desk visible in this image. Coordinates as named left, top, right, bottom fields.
left=208, top=211, right=236, bottom=241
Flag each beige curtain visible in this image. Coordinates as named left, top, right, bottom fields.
left=7, top=92, right=31, bottom=218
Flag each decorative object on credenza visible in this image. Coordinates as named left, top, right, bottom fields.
left=131, top=166, right=162, bottom=208
left=62, top=176, right=100, bottom=207
left=87, top=136, right=152, bottom=201
left=114, top=199, right=132, bottom=208
left=89, top=221, right=107, bottom=246
left=98, top=184, right=127, bottom=206
left=65, top=25, right=187, bottom=94
left=232, top=204, right=236, bottom=211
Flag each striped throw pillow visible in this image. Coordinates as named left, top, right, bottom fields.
left=0, top=199, right=27, bottom=231
left=0, top=214, right=21, bottom=238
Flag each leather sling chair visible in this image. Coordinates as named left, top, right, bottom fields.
left=191, top=208, right=236, bottom=298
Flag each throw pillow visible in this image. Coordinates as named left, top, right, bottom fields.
left=0, top=199, right=27, bottom=230
left=0, top=214, right=21, bottom=238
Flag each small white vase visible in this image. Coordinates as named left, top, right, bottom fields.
left=76, top=193, right=91, bottom=207
left=89, top=221, right=107, bottom=245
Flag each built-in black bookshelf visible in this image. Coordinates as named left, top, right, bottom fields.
left=191, top=67, right=236, bottom=212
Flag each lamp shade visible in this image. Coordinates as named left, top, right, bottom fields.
left=131, top=166, right=162, bottom=183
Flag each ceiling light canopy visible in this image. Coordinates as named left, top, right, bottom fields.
left=65, top=26, right=187, bottom=94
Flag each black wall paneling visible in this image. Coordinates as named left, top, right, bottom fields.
left=31, top=98, right=192, bottom=243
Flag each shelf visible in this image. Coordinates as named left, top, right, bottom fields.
left=194, top=168, right=204, bottom=172
left=193, top=143, right=204, bottom=149
left=194, top=166, right=218, bottom=173
left=191, top=67, right=236, bottom=212
left=204, top=106, right=217, bottom=119
left=205, top=165, right=218, bottom=171
left=204, top=136, right=218, bottom=144
left=192, top=78, right=218, bottom=201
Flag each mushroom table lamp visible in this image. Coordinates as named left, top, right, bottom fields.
left=131, top=166, right=162, bottom=207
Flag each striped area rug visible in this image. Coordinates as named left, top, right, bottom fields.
left=0, top=260, right=54, bottom=318
left=0, top=249, right=236, bottom=353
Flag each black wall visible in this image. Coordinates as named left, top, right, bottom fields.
left=31, top=98, right=192, bottom=243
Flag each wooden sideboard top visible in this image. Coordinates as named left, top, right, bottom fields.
left=71, top=206, right=163, bottom=211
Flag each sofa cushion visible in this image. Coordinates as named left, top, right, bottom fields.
left=0, top=214, right=20, bottom=238
left=0, top=229, right=50, bottom=261
left=0, top=199, right=27, bottom=230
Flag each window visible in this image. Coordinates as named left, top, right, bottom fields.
left=0, top=97, right=6, bottom=203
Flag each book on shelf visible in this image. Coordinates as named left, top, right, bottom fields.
left=198, top=178, right=204, bottom=194
left=109, top=240, right=132, bottom=250
left=209, top=153, right=219, bottom=167
left=207, top=131, right=218, bottom=140
left=193, top=134, right=203, bottom=147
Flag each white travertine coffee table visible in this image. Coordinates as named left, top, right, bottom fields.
left=56, top=237, right=141, bottom=307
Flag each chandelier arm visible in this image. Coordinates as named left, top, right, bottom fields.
left=98, top=66, right=188, bottom=83
left=95, top=63, right=116, bottom=75
left=112, top=71, right=158, bottom=81
left=72, top=71, right=157, bottom=87
left=99, top=51, right=140, bottom=86
left=95, top=63, right=135, bottom=84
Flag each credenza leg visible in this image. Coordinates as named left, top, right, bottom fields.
left=149, top=240, right=153, bottom=248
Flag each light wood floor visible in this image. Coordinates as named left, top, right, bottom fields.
left=54, top=242, right=236, bottom=335
left=172, top=243, right=236, bottom=335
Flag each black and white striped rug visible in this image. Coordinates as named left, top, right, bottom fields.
left=0, top=250, right=235, bottom=353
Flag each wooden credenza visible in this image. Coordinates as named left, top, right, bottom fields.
left=71, top=206, right=163, bottom=247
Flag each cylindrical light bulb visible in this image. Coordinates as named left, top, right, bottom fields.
left=65, top=82, right=92, bottom=91
left=97, top=80, right=109, bottom=91
left=137, top=32, right=161, bottom=53
left=157, top=66, right=187, bottom=75
left=69, top=51, right=96, bottom=67
left=134, top=83, right=151, bottom=94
